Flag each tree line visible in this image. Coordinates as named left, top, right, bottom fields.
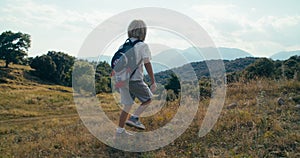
left=0, top=30, right=112, bottom=93
left=1, top=30, right=299, bottom=97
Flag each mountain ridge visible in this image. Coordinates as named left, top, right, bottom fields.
left=270, top=50, right=300, bottom=60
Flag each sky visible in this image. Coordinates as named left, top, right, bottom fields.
left=0, top=0, right=299, bottom=58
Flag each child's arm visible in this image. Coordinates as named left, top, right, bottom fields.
left=144, top=62, right=156, bottom=92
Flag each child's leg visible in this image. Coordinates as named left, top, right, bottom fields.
left=118, top=105, right=132, bottom=128
left=125, top=81, right=152, bottom=130
left=118, top=85, right=134, bottom=129
left=133, top=99, right=151, bottom=117
left=129, top=81, right=153, bottom=117
left=125, top=100, right=151, bottom=130
left=116, top=105, right=134, bottom=136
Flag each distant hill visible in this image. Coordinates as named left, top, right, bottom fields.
left=219, top=47, right=253, bottom=59
left=81, top=47, right=253, bottom=73
left=270, top=50, right=300, bottom=60
left=152, top=47, right=253, bottom=73
left=151, top=57, right=258, bottom=84
left=182, top=47, right=253, bottom=61
left=80, top=55, right=111, bottom=63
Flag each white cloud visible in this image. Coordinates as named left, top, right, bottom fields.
left=2, top=1, right=59, bottom=28
left=1, top=1, right=299, bottom=57
left=190, top=4, right=300, bottom=56
left=269, top=15, right=299, bottom=30
left=0, top=0, right=113, bottom=32
left=191, top=4, right=237, bottom=19
left=0, top=0, right=114, bottom=56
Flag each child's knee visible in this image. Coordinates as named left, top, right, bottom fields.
left=142, top=99, right=151, bottom=105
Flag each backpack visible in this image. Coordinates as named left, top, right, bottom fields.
left=111, top=38, right=142, bottom=88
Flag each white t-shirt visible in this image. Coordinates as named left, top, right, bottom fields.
left=130, top=38, right=151, bottom=81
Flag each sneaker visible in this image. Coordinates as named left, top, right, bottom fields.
left=113, top=130, right=134, bottom=147
left=114, top=129, right=134, bottom=141
left=115, top=129, right=134, bottom=137
left=126, top=116, right=145, bottom=130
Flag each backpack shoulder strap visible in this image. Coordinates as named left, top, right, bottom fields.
left=132, top=39, right=143, bottom=45
left=129, top=58, right=143, bottom=78
left=128, top=39, right=143, bottom=79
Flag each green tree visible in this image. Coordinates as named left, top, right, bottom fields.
left=165, top=73, right=181, bottom=95
left=72, top=61, right=95, bottom=93
left=244, top=58, right=274, bottom=79
left=273, top=60, right=283, bottom=79
left=0, top=31, right=31, bottom=68
left=47, top=51, right=75, bottom=85
left=283, top=55, right=300, bottom=80
left=199, top=78, right=211, bottom=99
left=95, top=61, right=112, bottom=93
left=30, top=51, right=75, bottom=86
left=30, top=55, right=56, bottom=79
left=96, top=61, right=112, bottom=77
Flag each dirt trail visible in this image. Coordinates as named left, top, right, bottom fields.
left=0, top=114, right=79, bottom=124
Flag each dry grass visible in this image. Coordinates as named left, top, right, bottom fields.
left=0, top=83, right=75, bottom=120
left=0, top=62, right=299, bottom=157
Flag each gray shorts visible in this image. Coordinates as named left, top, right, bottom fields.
left=120, top=80, right=153, bottom=106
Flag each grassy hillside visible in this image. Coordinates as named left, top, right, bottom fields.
left=0, top=61, right=75, bottom=120
left=0, top=61, right=299, bottom=157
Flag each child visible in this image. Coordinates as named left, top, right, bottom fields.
left=116, top=20, right=156, bottom=136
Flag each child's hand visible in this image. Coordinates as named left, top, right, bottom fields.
left=150, top=83, right=157, bottom=93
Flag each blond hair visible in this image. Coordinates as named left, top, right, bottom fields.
left=127, top=20, right=147, bottom=41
